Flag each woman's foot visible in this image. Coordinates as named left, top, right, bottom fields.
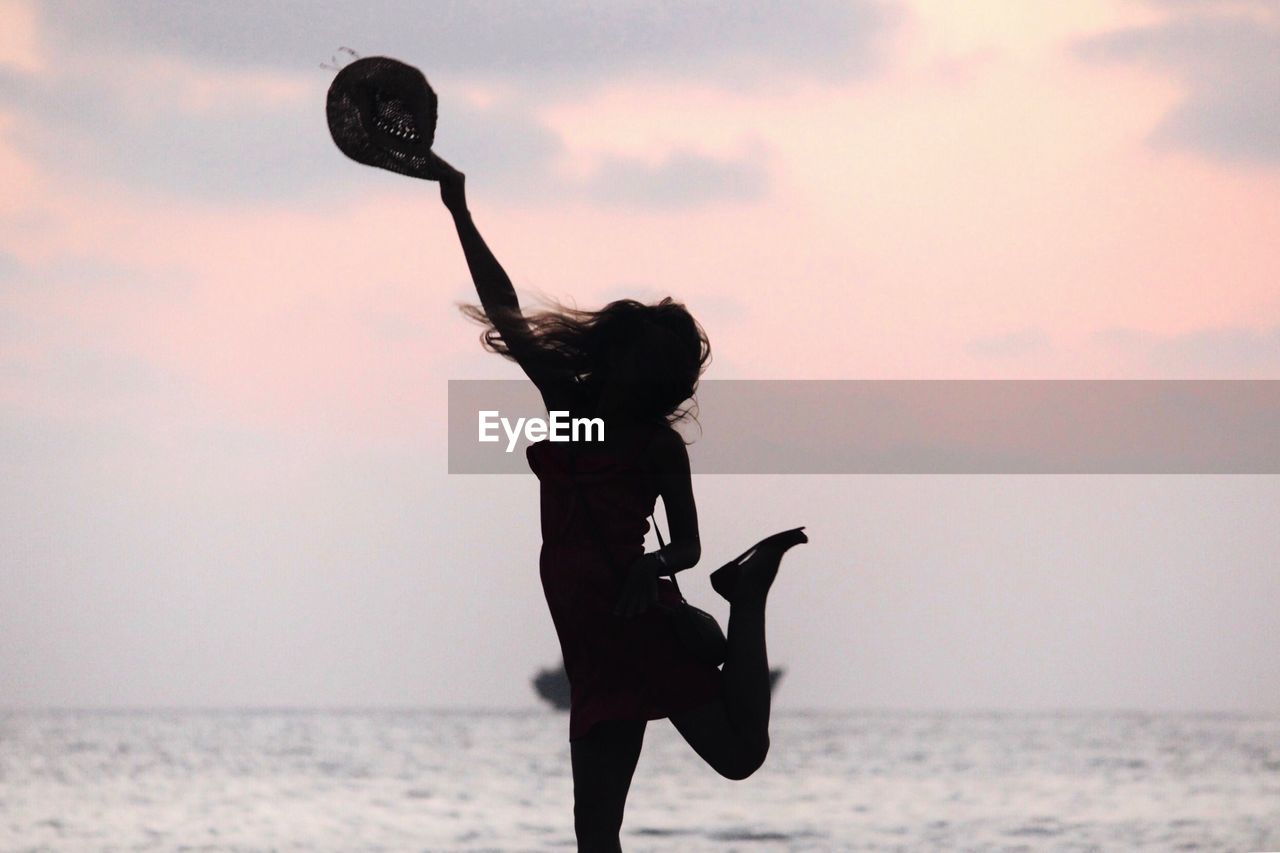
left=710, top=527, right=808, bottom=603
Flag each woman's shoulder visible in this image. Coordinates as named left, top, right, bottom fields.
left=645, top=421, right=685, bottom=452
left=636, top=422, right=690, bottom=474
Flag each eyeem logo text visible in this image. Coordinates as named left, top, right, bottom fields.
left=478, top=410, right=605, bottom=452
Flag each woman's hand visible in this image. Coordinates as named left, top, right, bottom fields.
left=614, top=555, right=660, bottom=618
left=426, top=153, right=467, bottom=214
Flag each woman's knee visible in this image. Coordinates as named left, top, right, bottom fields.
left=715, top=734, right=769, bottom=781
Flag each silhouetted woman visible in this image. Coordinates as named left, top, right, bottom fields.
left=430, top=154, right=806, bottom=852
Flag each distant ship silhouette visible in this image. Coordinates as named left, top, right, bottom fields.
left=533, top=662, right=785, bottom=711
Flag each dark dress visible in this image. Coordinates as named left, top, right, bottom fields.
left=526, top=426, right=723, bottom=740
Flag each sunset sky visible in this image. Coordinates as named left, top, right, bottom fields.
left=2, top=1, right=1278, bottom=711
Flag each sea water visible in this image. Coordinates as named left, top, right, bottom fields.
left=2, top=710, right=1278, bottom=851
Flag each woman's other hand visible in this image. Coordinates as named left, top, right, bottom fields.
left=614, top=555, right=660, bottom=618
left=427, top=153, right=467, bottom=214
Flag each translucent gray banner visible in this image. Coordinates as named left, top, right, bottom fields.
left=448, top=380, right=1280, bottom=474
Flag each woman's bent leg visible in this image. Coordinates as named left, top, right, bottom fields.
left=670, top=529, right=806, bottom=780
left=669, top=592, right=771, bottom=781
left=570, top=718, right=647, bottom=852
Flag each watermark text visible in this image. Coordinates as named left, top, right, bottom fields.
left=478, top=410, right=605, bottom=452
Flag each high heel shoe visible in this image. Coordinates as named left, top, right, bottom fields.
left=710, top=527, right=808, bottom=603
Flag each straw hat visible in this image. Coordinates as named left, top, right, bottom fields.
left=326, top=56, right=438, bottom=178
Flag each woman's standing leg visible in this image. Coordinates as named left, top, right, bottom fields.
left=570, top=718, right=647, bottom=852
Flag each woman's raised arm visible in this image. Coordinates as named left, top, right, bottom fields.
left=430, top=154, right=565, bottom=397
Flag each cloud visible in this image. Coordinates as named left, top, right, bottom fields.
left=0, top=51, right=764, bottom=208
left=0, top=61, right=350, bottom=202
left=431, top=98, right=566, bottom=201
left=36, top=1, right=901, bottom=90
left=1095, top=325, right=1280, bottom=376
left=0, top=56, right=568, bottom=202
left=582, top=147, right=770, bottom=210
left=1073, top=1, right=1280, bottom=165
left=965, top=329, right=1052, bottom=360
left=1144, top=0, right=1271, bottom=9
left=1, top=253, right=164, bottom=297
left=4, top=2, right=898, bottom=203
left=0, top=251, right=20, bottom=280
left=4, top=345, right=190, bottom=405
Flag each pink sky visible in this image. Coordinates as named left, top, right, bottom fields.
left=2, top=0, right=1277, bottom=445
left=2, top=1, right=1279, bottom=712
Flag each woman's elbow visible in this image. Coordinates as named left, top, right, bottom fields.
left=684, top=540, right=701, bottom=569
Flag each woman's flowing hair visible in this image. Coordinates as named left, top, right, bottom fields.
left=460, top=297, right=711, bottom=424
